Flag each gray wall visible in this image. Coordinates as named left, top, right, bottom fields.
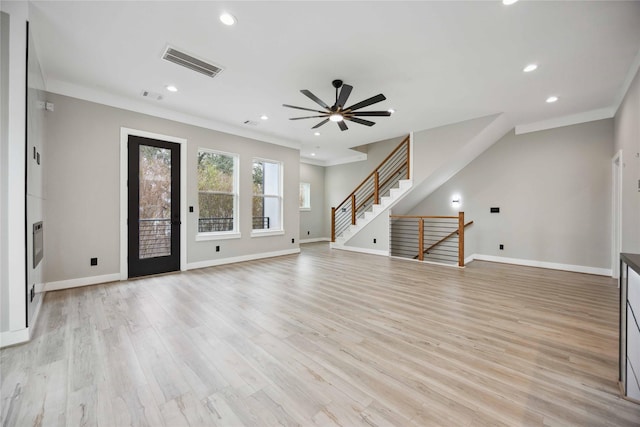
left=614, top=67, right=640, bottom=254
left=299, top=162, right=327, bottom=239
left=412, top=115, right=498, bottom=184
left=43, top=92, right=300, bottom=283
left=409, top=119, right=614, bottom=269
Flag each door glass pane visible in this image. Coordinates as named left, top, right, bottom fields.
left=139, top=145, right=171, bottom=259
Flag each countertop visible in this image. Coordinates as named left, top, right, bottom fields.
left=621, top=253, right=640, bottom=274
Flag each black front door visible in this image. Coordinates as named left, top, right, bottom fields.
left=128, top=135, right=180, bottom=278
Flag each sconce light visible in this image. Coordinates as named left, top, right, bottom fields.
left=451, top=195, right=461, bottom=209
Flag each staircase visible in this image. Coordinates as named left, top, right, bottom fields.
left=331, top=136, right=412, bottom=247
left=333, top=178, right=412, bottom=246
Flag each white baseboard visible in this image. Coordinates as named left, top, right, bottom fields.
left=44, top=273, right=121, bottom=292
left=299, top=237, right=330, bottom=244
left=469, top=254, right=612, bottom=276
left=1, top=290, right=46, bottom=349
left=331, top=244, right=389, bottom=257
left=186, top=248, right=300, bottom=270
left=0, top=328, right=30, bottom=348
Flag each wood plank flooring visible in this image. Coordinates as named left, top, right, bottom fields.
left=1, top=242, right=639, bottom=426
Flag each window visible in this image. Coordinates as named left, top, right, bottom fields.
left=252, top=159, right=282, bottom=232
left=299, top=182, right=310, bottom=210
left=197, top=149, right=238, bottom=236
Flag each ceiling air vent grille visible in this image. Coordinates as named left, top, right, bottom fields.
left=141, top=90, right=163, bottom=101
left=162, top=46, right=223, bottom=78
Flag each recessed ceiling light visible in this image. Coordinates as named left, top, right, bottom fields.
left=546, top=96, right=559, bottom=103
left=260, top=115, right=268, bottom=120
left=523, top=64, right=538, bottom=73
left=219, top=13, right=236, bottom=26
left=310, top=152, right=316, bottom=157
left=314, top=132, right=320, bottom=136
left=166, top=85, right=178, bottom=92
left=329, top=113, right=343, bottom=122
left=502, top=0, right=519, bottom=5
left=387, top=108, right=395, bottom=114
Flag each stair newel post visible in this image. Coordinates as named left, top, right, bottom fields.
left=418, top=218, right=424, bottom=261
left=374, top=172, right=380, bottom=205
left=351, top=194, right=356, bottom=225
left=458, top=211, right=465, bottom=267
left=331, top=207, right=336, bottom=242
left=406, top=138, right=411, bottom=180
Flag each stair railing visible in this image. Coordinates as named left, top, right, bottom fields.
left=331, top=135, right=411, bottom=242
left=389, top=212, right=471, bottom=267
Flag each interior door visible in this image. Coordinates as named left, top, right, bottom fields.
left=128, top=135, right=181, bottom=277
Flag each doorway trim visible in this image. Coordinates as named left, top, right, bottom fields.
left=119, top=127, right=187, bottom=280
left=611, top=150, right=623, bottom=278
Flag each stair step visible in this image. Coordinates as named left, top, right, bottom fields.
left=336, top=175, right=414, bottom=243
left=399, top=179, right=412, bottom=190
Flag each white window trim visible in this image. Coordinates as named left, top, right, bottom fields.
left=300, top=182, right=311, bottom=211
left=196, top=231, right=242, bottom=241
left=250, top=230, right=285, bottom=238
left=252, top=157, right=283, bottom=232
left=197, top=148, right=239, bottom=237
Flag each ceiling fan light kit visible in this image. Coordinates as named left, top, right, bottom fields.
left=283, top=80, right=391, bottom=131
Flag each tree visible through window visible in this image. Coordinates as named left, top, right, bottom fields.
left=253, top=159, right=282, bottom=231
left=198, top=150, right=237, bottom=233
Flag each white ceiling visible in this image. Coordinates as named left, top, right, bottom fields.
left=29, top=1, right=640, bottom=164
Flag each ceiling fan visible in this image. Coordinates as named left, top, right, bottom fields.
left=283, top=80, right=391, bottom=131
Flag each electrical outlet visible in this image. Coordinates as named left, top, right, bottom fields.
left=291, top=238, right=295, bottom=244
left=499, top=244, right=504, bottom=250
left=216, top=245, right=220, bottom=252
left=189, top=206, right=194, bottom=212
left=90, top=257, right=98, bottom=266
left=307, top=231, right=310, bottom=235
left=373, top=238, right=377, bottom=244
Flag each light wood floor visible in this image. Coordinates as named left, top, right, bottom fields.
left=2, top=243, right=639, bottom=426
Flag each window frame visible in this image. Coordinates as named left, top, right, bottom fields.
left=251, top=157, right=284, bottom=237
left=196, top=148, right=241, bottom=241
left=299, top=182, right=311, bottom=211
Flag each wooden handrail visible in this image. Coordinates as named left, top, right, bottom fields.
left=355, top=163, right=407, bottom=211
left=391, top=215, right=460, bottom=219
left=395, top=213, right=470, bottom=266
left=418, top=219, right=424, bottom=262
left=331, top=207, right=336, bottom=242
left=335, top=135, right=410, bottom=210
left=414, top=220, right=474, bottom=258
left=458, top=212, right=465, bottom=267
left=331, top=135, right=411, bottom=242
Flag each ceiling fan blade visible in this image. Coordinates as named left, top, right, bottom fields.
left=350, top=111, right=392, bottom=117
left=336, top=84, right=353, bottom=108
left=290, top=115, right=328, bottom=120
left=301, top=90, right=330, bottom=109
left=312, top=119, right=330, bottom=129
left=338, top=120, right=348, bottom=131
left=282, top=104, right=326, bottom=113
left=345, top=94, right=386, bottom=112
left=346, top=117, right=376, bottom=127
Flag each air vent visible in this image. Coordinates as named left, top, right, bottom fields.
left=141, top=90, right=163, bottom=101
left=243, top=120, right=259, bottom=126
left=162, top=46, right=223, bottom=78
